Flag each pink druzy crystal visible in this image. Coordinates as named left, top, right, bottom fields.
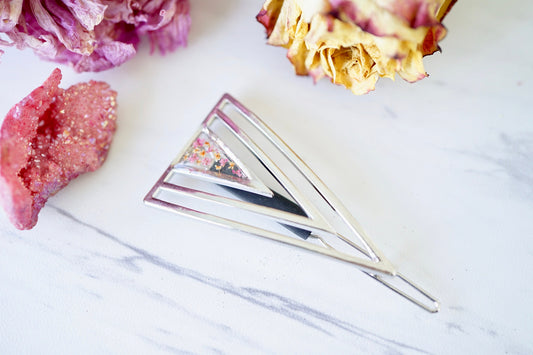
left=0, top=68, right=117, bottom=229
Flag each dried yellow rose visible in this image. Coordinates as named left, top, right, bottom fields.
left=257, top=0, right=456, bottom=94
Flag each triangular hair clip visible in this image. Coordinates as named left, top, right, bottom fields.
left=144, top=94, right=440, bottom=312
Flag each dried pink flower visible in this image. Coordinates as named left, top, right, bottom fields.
left=0, top=0, right=191, bottom=72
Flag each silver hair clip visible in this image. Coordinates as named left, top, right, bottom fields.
left=144, top=94, right=439, bottom=312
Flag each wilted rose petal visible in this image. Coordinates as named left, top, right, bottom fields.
left=62, top=0, right=106, bottom=31
left=143, top=0, right=191, bottom=54
left=0, top=0, right=23, bottom=32
left=0, top=68, right=117, bottom=230
left=257, top=0, right=456, bottom=94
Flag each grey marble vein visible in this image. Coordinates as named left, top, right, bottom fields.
left=495, top=133, right=533, bottom=194
left=462, top=133, right=533, bottom=199
left=137, top=334, right=196, bottom=355
left=383, top=106, right=398, bottom=119
left=49, top=205, right=431, bottom=354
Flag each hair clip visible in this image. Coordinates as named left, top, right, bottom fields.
left=144, top=94, right=439, bottom=312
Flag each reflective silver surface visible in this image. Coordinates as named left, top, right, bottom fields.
left=144, top=94, right=439, bottom=312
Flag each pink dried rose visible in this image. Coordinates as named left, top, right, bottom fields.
left=0, top=68, right=117, bottom=230
left=257, top=0, right=456, bottom=94
left=0, top=0, right=191, bottom=72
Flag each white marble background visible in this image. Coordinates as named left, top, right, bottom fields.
left=1, top=0, right=532, bottom=353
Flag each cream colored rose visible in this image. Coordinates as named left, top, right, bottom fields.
left=257, top=0, right=455, bottom=94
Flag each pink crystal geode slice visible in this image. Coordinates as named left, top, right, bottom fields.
left=0, top=68, right=117, bottom=230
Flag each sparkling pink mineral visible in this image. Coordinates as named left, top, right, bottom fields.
left=0, top=68, right=117, bottom=230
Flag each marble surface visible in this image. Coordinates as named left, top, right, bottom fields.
left=1, top=0, right=532, bottom=353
